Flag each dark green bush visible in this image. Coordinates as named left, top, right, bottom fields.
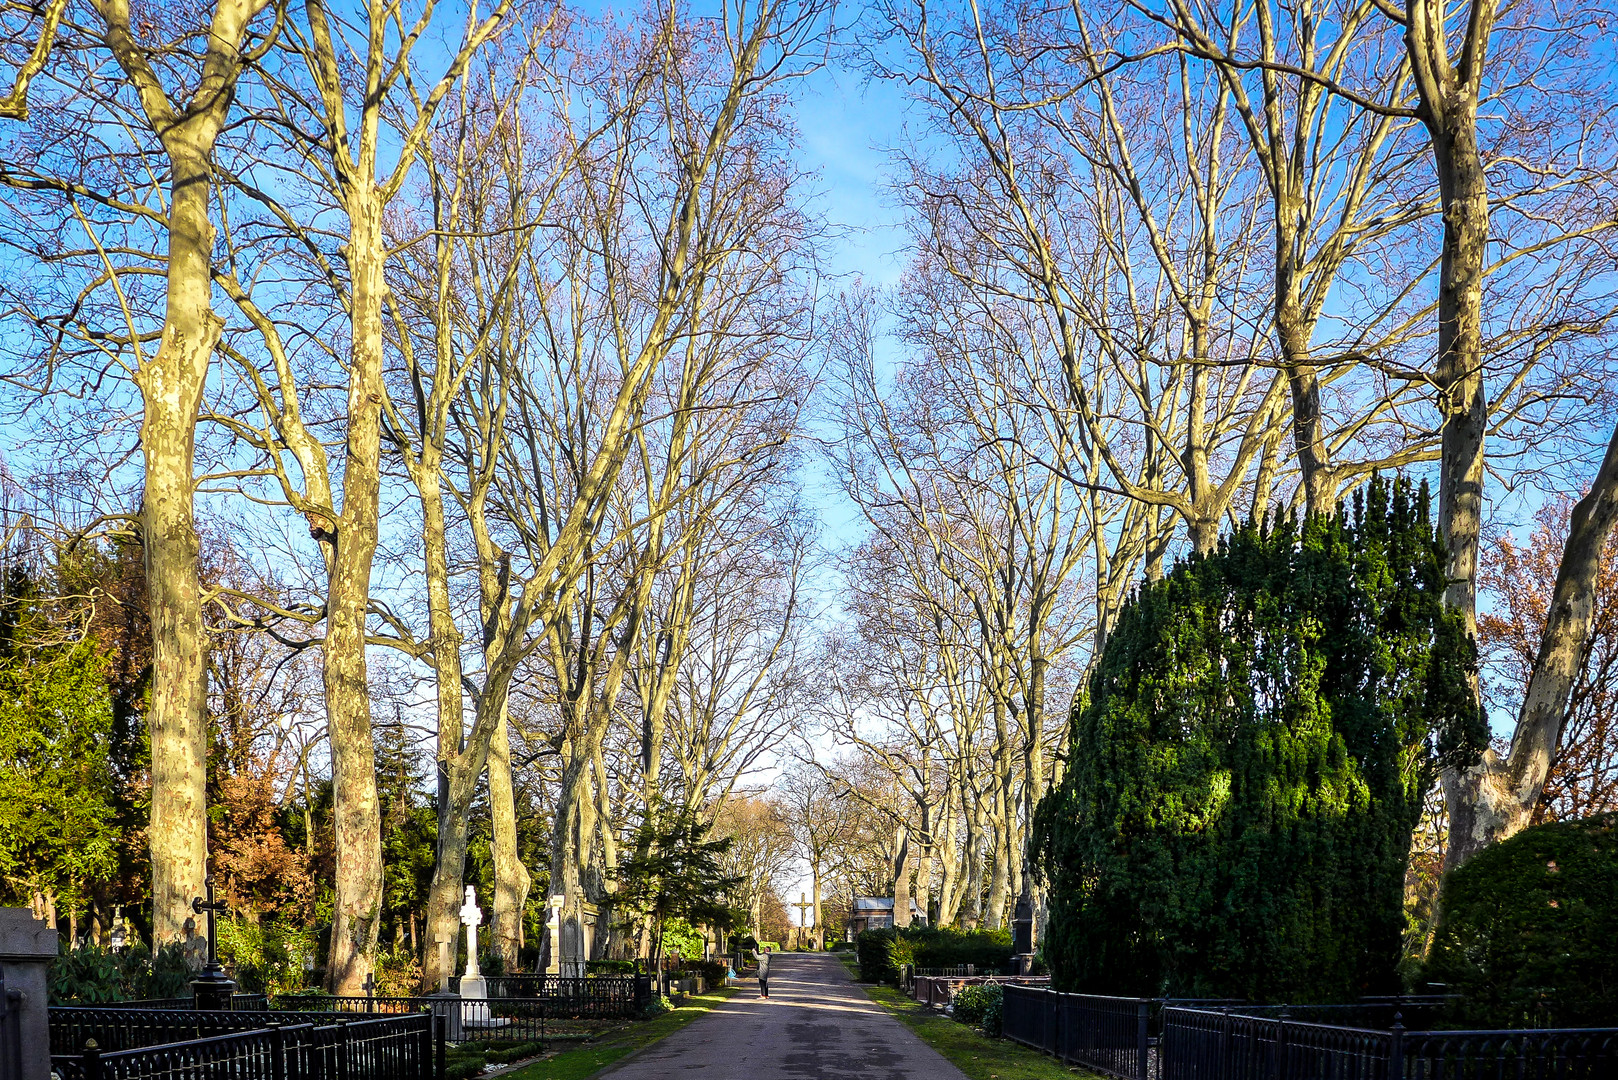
left=911, top=927, right=1013, bottom=971
left=585, top=958, right=637, bottom=975
left=856, top=927, right=899, bottom=984
left=443, top=1048, right=487, bottom=1080
left=49, top=943, right=194, bottom=1004
left=483, top=1041, right=544, bottom=1064
left=1034, top=479, right=1485, bottom=1003
left=1426, top=813, right=1618, bottom=1028
left=951, top=982, right=1004, bottom=1036
left=856, top=926, right=1014, bottom=984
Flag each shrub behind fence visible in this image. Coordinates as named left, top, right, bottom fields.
left=1002, top=991, right=1618, bottom=1080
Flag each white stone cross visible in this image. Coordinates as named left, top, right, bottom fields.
left=460, top=885, right=482, bottom=978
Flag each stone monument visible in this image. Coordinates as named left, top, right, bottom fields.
left=459, top=885, right=487, bottom=1021
left=428, top=934, right=462, bottom=1041
left=543, top=893, right=563, bottom=975
left=0, top=907, right=56, bottom=1080
left=1012, top=891, right=1035, bottom=975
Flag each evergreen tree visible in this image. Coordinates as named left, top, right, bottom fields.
left=1033, top=477, right=1485, bottom=1001
left=613, top=803, right=742, bottom=972
left=0, top=560, right=123, bottom=927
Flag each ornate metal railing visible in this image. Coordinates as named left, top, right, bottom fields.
left=49, top=1007, right=387, bottom=1055
left=1155, top=1007, right=1618, bottom=1080
left=1003, top=986, right=1153, bottom=1080
left=1160, top=1007, right=1394, bottom=1080
left=1402, top=1027, right=1618, bottom=1080
left=276, top=975, right=650, bottom=1022
left=51, top=1014, right=436, bottom=1080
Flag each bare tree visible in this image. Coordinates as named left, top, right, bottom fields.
left=1, top=0, right=282, bottom=950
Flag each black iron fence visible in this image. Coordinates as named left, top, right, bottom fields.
left=106, top=994, right=270, bottom=1011
left=49, top=1006, right=401, bottom=1054
left=1002, top=991, right=1618, bottom=1080
left=274, top=975, right=650, bottom=1024
left=51, top=1014, right=437, bottom=1080
left=268, top=996, right=553, bottom=1043
left=1003, top=986, right=1152, bottom=1079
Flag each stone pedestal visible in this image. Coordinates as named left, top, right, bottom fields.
left=1, top=908, right=56, bottom=1080
left=543, top=897, right=563, bottom=975
left=458, top=973, right=489, bottom=1029
left=428, top=991, right=463, bottom=1042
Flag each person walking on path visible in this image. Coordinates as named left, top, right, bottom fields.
left=748, top=945, right=773, bottom=999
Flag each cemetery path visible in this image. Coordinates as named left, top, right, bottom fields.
left=596, top=951, right=972, bottom=1080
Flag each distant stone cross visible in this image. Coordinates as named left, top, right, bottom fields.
left=794, top=892, right=814, bottom=928
left=460, top=886, right=482, bottom=978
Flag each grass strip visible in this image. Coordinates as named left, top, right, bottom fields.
left=500, top=987, right=739, bottom=1080
left=855, top=981, right=1098, bottom=1080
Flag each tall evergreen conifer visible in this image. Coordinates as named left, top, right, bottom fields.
left=1034, top=477, right=1485, bottom=1001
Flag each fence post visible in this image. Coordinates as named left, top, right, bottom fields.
left=1389, top=1014, right=1404, bottom=1080
left=1137, top=999, right=1150, bottom=1080
left=1220, top=1008, right=1232, bottom=1080
left=1049, top=990, right=1059, bottom=1058
left=268, top=1021, right=287, bottom=1080
left=335, top=1020, right=350, bottom=1080
left=81, top=1039, right=102, bottom=1080
left=435, top=1011, right=447, bottom=1080
left=1276, top=1011, right=1290, bottom=1080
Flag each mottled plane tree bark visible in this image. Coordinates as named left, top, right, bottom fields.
left=0, top=0, right=281, bottom=951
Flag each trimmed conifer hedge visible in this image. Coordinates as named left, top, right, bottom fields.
left=1426, top=812, right=1618, bottom=1028
left=1033, top=477, right=1485, bottom=1002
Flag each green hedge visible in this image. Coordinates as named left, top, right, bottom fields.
left=856, top=926, right=1014, bottom=984
left=952, top=982, right=1004, bottom=1037
left=1426, top=813, right=1618, bottom=1028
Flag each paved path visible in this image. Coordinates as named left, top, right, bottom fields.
left=598, top=952, right=971, bottom=1080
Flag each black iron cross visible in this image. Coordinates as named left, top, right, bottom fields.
left=192, top=874, right=228, bottom=971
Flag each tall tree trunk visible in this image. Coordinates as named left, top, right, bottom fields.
left=491, top=704, right=530, bottom=969
left=142, top=152, right=215, bottom=955
left=1431, top=132, right=1490, bottom=641
left=962, top=791, right=985, bottom=929
left=892, top=825, right=912, bottom=928
left=1445, top=423, right=1618, bottom=866
left=985, top=775, right=1011, bottom=929
left=1401, top=0, right=1498, bottom=868
left=936, top=781, right=960, bottom=927
left=324, top=198, right=386, bottom=994
left=547, top=743, right=593, bottom=973
left=88, top=0, right=270, bottom=966
left=810, top=859, right=823, bottom=948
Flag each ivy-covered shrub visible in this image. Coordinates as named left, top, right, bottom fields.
left=1426, top=813, right=1618, bottom=1028
left=856, top=926, right=1014, bottom=984
left=952, top=982, right=1004, bottom=1036
left=1034, top=478, right=1485, bottom=1003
